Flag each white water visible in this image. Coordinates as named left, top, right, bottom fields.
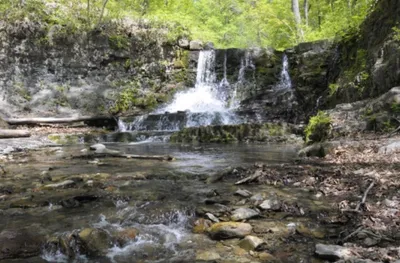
left=158, top=50, right=230, bottom=114
left=275, top=54, right=292, bottom=90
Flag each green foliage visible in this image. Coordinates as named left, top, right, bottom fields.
left=304, top=111, right=332, bottom=144
left=328, top=83, right=339, bottom=96
left=391, top=102, right=400, bottom=114
left=393, top=26, right=400, bottom=41
left=0, top=0, right=375, bottom=50
left=109, top=35, right=130, bottom=50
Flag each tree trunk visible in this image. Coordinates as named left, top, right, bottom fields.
left=98, top=0, right=109, bottom=25
left=304, top=0, right=309, bottom=26
left=292, top=0, right=304, bottom=40
left=4, top=116, right=113, bottom=125
left=87, top=0, right=91, bottom=26
left=0, top=129, right=30, bottom=139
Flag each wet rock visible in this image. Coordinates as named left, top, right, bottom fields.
left=10, top=198, right=49, bottom=209
left=250, top=193, right=267, bottom=202
left=231, top=207, right=259, bottom=221
left=206, top=167, right=233, bottom=184
left=208, top=222, right=252, bottom=239
left=238, top=235, right=266, bottom=251
left=235, top=189, right=252, bottom=198
left=40, top=171, right=52, bottom=182
left=0, top=229, right=45, bottom=260
left=258, top=252, right=277, bottom=262
left=296, top=224, right=325, bottom=239
left=206, top=213, right=220, bottom=223
left=3, top=146, right=15, bottom=154
left=315, top=244, right=351, bottom=261
left=78, top=228, right=111, bottom=255
left=193, top=218, right=213, bottom=234
left=196, top=203, right=230, bottom=217
left=60, top=198, right=81, bottom=208
left=196, top=250, right=220, bottom=261
left=116, top=228, right=139, bottom=246
left=89, top=143, right=106, bottom=153
left=44, top=180, right=76, bottom=189
left=258, top=197, right=281, bottom=211
left=189, top=40, right=203, bottom=50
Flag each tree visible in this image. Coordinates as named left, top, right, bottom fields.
left=292, top=0, right=304, bottom=41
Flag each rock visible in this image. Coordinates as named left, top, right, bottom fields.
left=235, top=189, right=252, bottom=198
left=196, top=250, right=221, bottom=261
left=258, top=196, right=281, bottom=211
left=238, top=235, right=266, bottom=251
left=204, top=42, right=214, bottom=50
left=78, top=228, right=111, bottom=255
left=10, top=198, right=48, bottom=209
left=230, top=207, right=259, bottom=221
left=258, top=252, right=277, bottom=262
left=2, top=146, right=14, bottom=154
left=40, top=171, right=52, bottom=182
left=207, top=222, right=252, bottom=240
left=363, top=237, right=379, bottom=247
left=189, top=40, right=203, bottom=50
left=378, top=141, right=400, bottom=154
left=315, top=244, right=351, bottom=261
left=89, top=143, right=107, bottom=153
left=178, top=38, right=190, bottom=49
left=296, top=224, right=325, bottom=239
left=116, top=228, right=139, bottom=246
left=0, top=229, right=44, bottom=260
left=193, top=218, right=213, bottom=234
left=44, top=180, right=76, bottom=189
left=205, top=213, right=220, bottom=223
left=298, top=143, right=326, bottom=158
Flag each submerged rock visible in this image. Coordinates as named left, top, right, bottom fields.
left=196, top=250, right=221, bottom=261
left=78, top=228, right=112, bottom=256
left=315, top=244, right=351, bottom=261
left=230, top=207, right=259, bottom=221
left=207, top=222, right=252, bottom=239
left=0, top=229, right=44, bottom=260
left=43, top=180, right=76, bottom=189
left=238, top=235, right=266, bottom=251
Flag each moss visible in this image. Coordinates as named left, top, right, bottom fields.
left=108, top=35, right=130, bottom=50
left=390, top=102, right=400, bottom=113
left=304, top=111, right=332, bottom=144
left=48, top=134, right=81, bottom=144
left=328, top=83, right=339, bottom=97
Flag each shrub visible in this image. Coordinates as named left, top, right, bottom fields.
left=304, top=111, right=332, bottom=144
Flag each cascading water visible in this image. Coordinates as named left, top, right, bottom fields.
left=122, top=50, right=241, bottom=135
left=275, top=54, right=292, bottom=90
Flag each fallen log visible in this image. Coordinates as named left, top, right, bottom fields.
left=0, top=129, right=31, bottom=138
left=4, top=116, right=116, bottom=127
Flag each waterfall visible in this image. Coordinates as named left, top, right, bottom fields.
left=275, top=54, right=292, bottom=90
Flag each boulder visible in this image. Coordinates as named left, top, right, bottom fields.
left=89, top=143, right=107, bottom=153
left=0, top=229, right=44, bottom=260
left=78, top=228, right=111, bottom=256
left=230, top=207, right=259, bottom=221
left=189, top=40, right=203, bottom=50
left=315, top=244, right=351, bottom=261
left=115, top=228, right=139, bottom=246
left=207, top=222, right=252, bottom=240
left=238, top=235, right=266, bottom=251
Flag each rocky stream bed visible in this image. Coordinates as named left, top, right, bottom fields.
left=0, top=130, right=400, bottom=263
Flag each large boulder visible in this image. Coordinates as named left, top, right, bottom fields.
left=77, top=228, right=112, bottom=256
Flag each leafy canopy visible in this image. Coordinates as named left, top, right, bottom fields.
left=0, top=0, right=376, bottom=49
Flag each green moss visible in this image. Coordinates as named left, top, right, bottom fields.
left=328, top=83, right=339, bottom=97
left=393, top=26, right=400, bottom=42
left=390, top=102, right=400, bottom=113
left=48, top=134, right=80, bottom=144
left=304, top=111, right=332, bottom=144
left=108, top=35, right=130, bottom=50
